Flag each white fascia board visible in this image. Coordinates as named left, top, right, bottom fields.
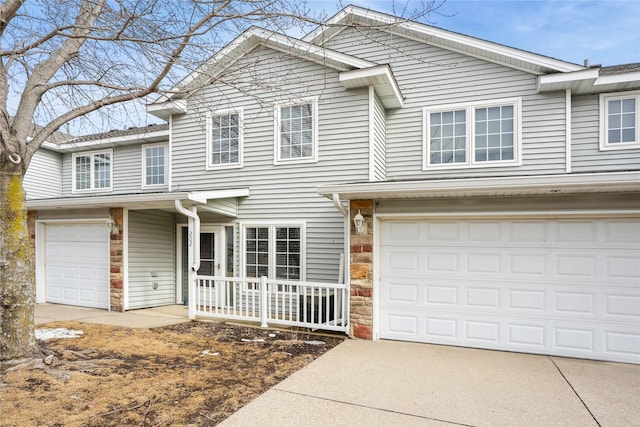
left=307, top=6, right=583, bottom=74
left=339, top=65, right=404, bottom=108
left=318, top=172, right=640, bottom=200
left=27, top=188, right=250, bottom=210
left=186, top=188, right=250, bottom=204
left=146, top=99, right=188, bottom=119
left=537, top=68, right=600, bottom=91
left=595, top=71, right=640, bottom=86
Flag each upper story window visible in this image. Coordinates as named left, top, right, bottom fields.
left=142, top=143, right=168, bottom=188
left=72, top=150, right=112, bottom=192
left=244, top=224, right=304, bottom=281
left=207, top=110, right=242, bottom=169
left=274, top=99, right=318, bottom=164
left=600, top=91, right=639, bottom=150
left=424, top=98, right=521, bottom=169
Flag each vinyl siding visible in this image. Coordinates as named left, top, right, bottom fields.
left=24, top=148, right=62, bottom=199
left=372, top=92, right=386, bottom=181
left=36, top=208, right=109, bottom=221
left=326, top=28, right=568, bottom=179
left=171, top=46, right=368, bottom=283
left=127, top=210, right=176, bottom=309
left=571, top=94, right=640, bottom=172
left=61, top=141, right=169, bottom=196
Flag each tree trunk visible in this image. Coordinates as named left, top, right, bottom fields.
left=0, top=161, right=38, bottom=360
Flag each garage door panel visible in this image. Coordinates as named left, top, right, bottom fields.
left=380, top=218, right=640, bottom=363
left=45, top=223, right=109, bottom=309
left=606, top=294, right=640, bottom=317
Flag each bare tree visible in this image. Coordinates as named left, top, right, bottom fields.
left=0, top=0, right=444, bottom=360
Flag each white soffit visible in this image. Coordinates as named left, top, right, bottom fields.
left=147, top=100, right=187, bottom=120
left=538, top=69, right=640, bottom=94
left=318, top=172, right=640, bottom=200
left=340, top=65, right=404, bottom=109
left=27, top=188, right=250, bottom=215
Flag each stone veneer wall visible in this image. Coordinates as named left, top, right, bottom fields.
left=349, top=200, right=374, bottom=339
left=109, top=208, right=124, bottom=312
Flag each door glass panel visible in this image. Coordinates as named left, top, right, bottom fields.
left=181, top=229, right=188, bottom=304
left=225, top=226, right=234, bottom=277
left=197, top=232, right=215, bottom=276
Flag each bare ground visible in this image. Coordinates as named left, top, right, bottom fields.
left=0, top=320, right=344, bottom=426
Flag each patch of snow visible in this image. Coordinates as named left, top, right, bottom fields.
left=36, top=328, right=84, bottom=341
left=304, top=340, right=325, bottom=346
left=268, top=333, right=276, bottom=338
left=241, top=338, right=265, bottom=343
left=200, top=350, right=220, bottom=357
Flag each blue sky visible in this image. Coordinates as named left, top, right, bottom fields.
left=318, top=0, right=640, bottom=66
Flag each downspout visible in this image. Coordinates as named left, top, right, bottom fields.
left=333, top=193, right=348, bottom=286
left=332, top=193, right=348, bottom=217
left=175, top=199, right=200, bottom=319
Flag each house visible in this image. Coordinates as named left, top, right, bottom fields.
left=25, top=6, right=640, bottom=364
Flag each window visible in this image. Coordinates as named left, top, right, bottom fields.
left=72, top=150, right=112, bottom=192
left=207, top=110, right=242, bottom=169
left=275, top=227, right=301, bottom=280
left=244, top=225, right=304, bottom=280
left=142, top=144, right=167, bottom=187
left=424, top=98, right=521, bottom=169
left=600, top=92, right=640, bottom=150
left=275, top=99, right=318, bottom=164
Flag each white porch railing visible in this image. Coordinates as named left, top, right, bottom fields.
left=192, top=276, right=349, bottom=333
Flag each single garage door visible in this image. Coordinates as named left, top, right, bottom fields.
left=45, top=223, right=110, bottom=309
left=380, top=218, right=640, bottom=363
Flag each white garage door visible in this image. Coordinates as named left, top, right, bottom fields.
left=380, top=218, right=640, bottom=364
left=45, top=223, right=109, bottom=309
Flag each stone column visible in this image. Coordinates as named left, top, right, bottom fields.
left=109, top=208, right=124, bottom=312
left=349, top=199, right=374, bottom=339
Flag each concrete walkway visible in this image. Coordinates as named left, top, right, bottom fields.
left=220, top=339, right=640, bottom=427
left=35, top=303, right=190, bottom=328
left=35, top=304, right=639, bottom=426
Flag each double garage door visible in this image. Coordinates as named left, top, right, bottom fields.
left=380, top=218, right=640, bottom=363
left=44, top=223, right=110, bottom=309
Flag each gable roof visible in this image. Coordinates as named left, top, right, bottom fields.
left=148, top=26, right=407, bottom=117
left=304, top=6, right=585, bottom=76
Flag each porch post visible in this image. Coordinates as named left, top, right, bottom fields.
left=260, top=276, right=268, bottom=327
left=187, top=215, right=196, bottom=319
left=175, top=200, right=200, bottom=320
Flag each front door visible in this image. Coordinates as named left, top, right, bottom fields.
left=180, top=226, right=223, bottom=304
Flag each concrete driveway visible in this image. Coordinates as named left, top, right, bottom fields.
left=34, top=304, right=639, bottom=426
left=220, top=339, right=640, bottom=427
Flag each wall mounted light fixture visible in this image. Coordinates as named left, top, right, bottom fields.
left=106, top=219, right=119, bottom=235
left=353, top=210, right=366, bottom=234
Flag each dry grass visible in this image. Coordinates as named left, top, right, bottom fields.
left=0, top=321, right=343, bottom=426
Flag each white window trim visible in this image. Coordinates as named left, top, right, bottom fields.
left=206, top=108, right=244, bottom=170
left=141, top=142, right=169, bottom=189
left=71, top=149, right=113, bottom=193
left=240, top=222, right=307, bottom=281
left=423, top=97, right=522, bottom=170
left=599, top=90, right=640, bottom=151
left=274, top=98, right=319, bottom=165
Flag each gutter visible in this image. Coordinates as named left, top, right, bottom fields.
left=174, top=199, right=200, bottom=272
